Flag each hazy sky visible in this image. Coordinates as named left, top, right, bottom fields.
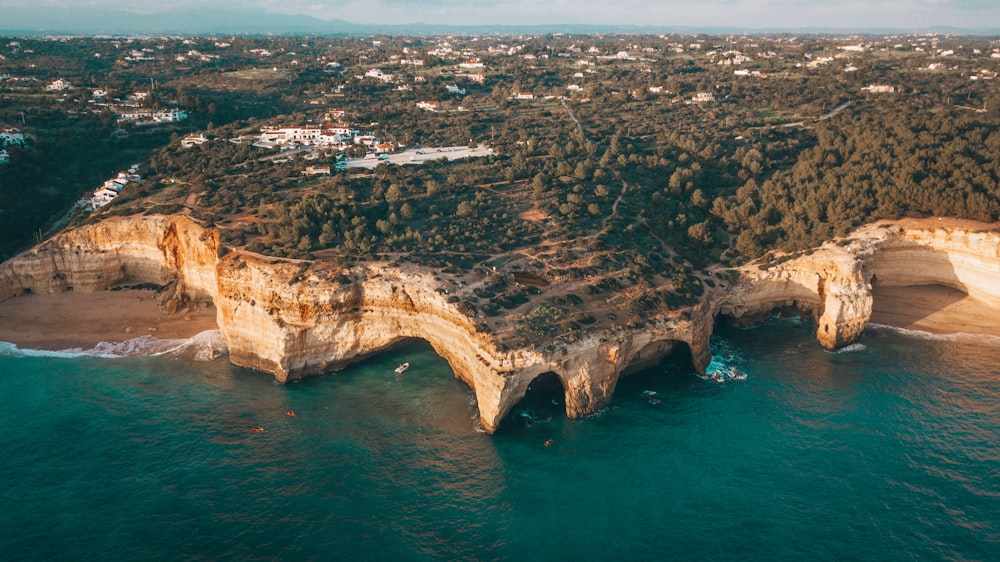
left=7, top=0, right=1000, bottom=29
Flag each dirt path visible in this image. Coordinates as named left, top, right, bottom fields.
left=560, top=98, right=589, bottom=144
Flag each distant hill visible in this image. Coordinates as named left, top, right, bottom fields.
left=1, top=7, right=997, bottom=36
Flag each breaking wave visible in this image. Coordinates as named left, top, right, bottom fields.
left=866, top=323, right=1000, bottom=346
left=698, top=335, right=749, bottom=382
left=830, top=343, right=867, bottom=354
left=0, top=330, right=228, bottom=361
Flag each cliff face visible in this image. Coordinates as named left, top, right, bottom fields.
left=718, top=219, right=1000, bottom=349
left=0, top=215, right=219, bottom=305
left=1, top=216, right=997, bottom=432
left=867, top=223, right=1000, bottom=309
left=0, top=215, right=710, bottom=433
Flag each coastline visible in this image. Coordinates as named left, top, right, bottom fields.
left=1, top=214, right=998, bottom=431
left=0, top=289, right=218, bottom=351
left=1, top=284, right=997, bottom=354
left=869, top=285, right=1000, bottom=338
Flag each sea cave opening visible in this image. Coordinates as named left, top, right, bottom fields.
left=499, top=371, right=566, bottom=433
left=613, top=340, right=698, bottom=399
left=715, top=301, right=816, bottom=332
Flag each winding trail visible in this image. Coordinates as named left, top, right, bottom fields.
left=601, top=180, right=628, bottom=232
left=819, top=100, right=853, bottom=120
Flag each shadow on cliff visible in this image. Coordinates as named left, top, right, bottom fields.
left=498, top=372, right=566, bottom=434
left=494, top=343, right=696, bottom=435
left=866, top=244, right=969, bottom=332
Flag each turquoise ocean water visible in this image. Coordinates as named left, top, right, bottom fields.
left=1, top=319, right=998, bottom=560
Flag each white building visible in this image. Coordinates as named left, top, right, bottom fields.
left=364, top=69, right=395, bottom=82
left=46, top=79, right=72, bottom=91
left=116, top=109, right=188, bottom=123
left=862, top=84, right=896, bottom=94
left=0, top=149, right=9, bottom=164
left=303, top=165, right=331, bottom=175
left=88, top=165, right=140, bottom=210
left=181, top=134, right=209, bottom=148
left=688, top=92, right=716, bottom=103
left=259, top=124, right=361, bottom=148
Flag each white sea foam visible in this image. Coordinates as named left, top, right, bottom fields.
left=700, top=336, right=749, bottom=383
left=150, top=330, right=228, bottom=361
left=830, top=343, right=867, bottom=354
left=0, top=330, right=228, bottom=360
left=0, top=341, right=97, bottom=359
left=866, top=323, right=1000, bottom=346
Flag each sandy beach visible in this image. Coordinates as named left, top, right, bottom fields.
left=0, top=290, right=218, bottom=351
left=0, top=282, right=996, bottom=353
left=869, top=285, right=1000, bottom=337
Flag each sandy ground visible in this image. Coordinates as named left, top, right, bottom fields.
left=869, top=285, right=1000, bottom=337
left=0, top=290, right=218, bottom=351
left=0, top=283, right=995, bottom=352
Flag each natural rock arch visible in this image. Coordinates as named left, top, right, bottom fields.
left=4, top=215, right=998, bottom=433
left=496, top=371, right=568, bottom=430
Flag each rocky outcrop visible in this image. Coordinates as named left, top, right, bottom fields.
left=1, top=216, right=997, bottom=432
left=717, top=219, right=1000, bottom=349
left=0, top=215, right=709, bottom=433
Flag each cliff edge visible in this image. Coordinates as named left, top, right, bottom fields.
left=1, top=215, right=997, bottom=431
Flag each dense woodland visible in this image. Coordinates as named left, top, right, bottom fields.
left=3, top=33, right=1000, bottom=284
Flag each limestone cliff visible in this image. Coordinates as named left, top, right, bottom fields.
left=717, top=219, right=1000, bottom=349
left=1, top=216, right=997, bottom=432
left=0, top=215, right=711, bottom=433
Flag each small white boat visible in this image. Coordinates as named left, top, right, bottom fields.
left=394, top=362, right=410, bottom=374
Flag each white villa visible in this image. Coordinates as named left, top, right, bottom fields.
left=181, top=134, right=209, bottom=148
left=116, top=108, right=188, bottom=124
left=364, top=69, right=395, bottom=83
left=258, top=123, right=372, bottom=150
left=46, top=79, right=72, bottom=91
left=687, top=92, right=716, bottom=103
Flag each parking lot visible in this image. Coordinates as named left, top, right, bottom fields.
left=344, top=145, right=493, bottom=169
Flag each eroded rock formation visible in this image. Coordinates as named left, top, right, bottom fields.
left=1, top=216, right=997, bottom=432
left=717, top=219, right=1000, bottom=349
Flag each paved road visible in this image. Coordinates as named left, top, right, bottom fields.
left=344, top=145, right=493, bottom=169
